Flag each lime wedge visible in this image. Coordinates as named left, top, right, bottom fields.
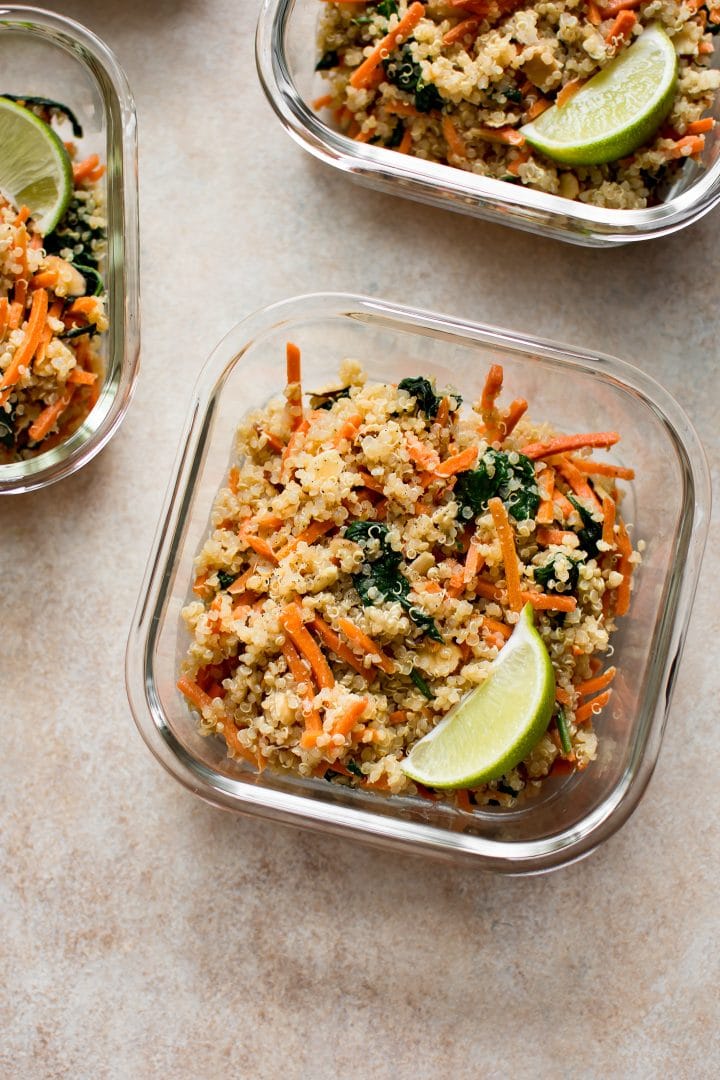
left=521, top=25, right=678, bottom=166
left=0, top=96, right=73, bottom=235
left=401, top=604, right=555, bottom=790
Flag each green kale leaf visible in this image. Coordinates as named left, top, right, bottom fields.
left=398, top=375, right=462, bottom=418
left=308, top=386, right=351, bottom=411
left=410, top=667, right=434, bottom=699
left=216, top=570, right=238, bottom=590
left=534, top=553, right=583, bottom=594
left=376, top=0, right=399, bottom=16
left=455, top=449, right=539, bottom=522
left=315, top=50, right=339, bottom=71
left=0, top=400, right=15, bottom=449
left=383, top=44, right=443, bottom=114
left=567, top=495, right=603, bottom=557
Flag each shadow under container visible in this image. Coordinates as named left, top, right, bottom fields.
left=256, top=0, right=720, bottom=246
left=126, top=293, right=709, bottom=874
left=0, top=5, right=139, bottom=495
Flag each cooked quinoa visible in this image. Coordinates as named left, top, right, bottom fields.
left=178, top=348, right=641, bottom=809
left=0, top=100, right=107, bottom=460
left=314, top=0, right=720, bottom=209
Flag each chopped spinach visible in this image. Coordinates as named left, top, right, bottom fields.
left=503, top=87, right=523, bottom=104
left=59, top=323, right=97, bottom=341
left=216, top=570, right=238, bottom=590
left=73, top=263, right=104, bottom=297
left=383, top=44, right=443, bottom=114
left=0, top=400, right=15, bottom=449
left=345, top=521, right=443, bottom=641
left=455, top=449, right=539, bottom=522
left=346, top=759, right=364, bottom=778
left=376, top=0, right=399, bottom=16
left=386, top=122, right=405, bottom=148
left=534, top=553, right=583, bottom=594
left=308, top=386, right=351, bottom=410
left=496, top=780, right=519, bottom=798
left=398, top=375, right=461, bottom=418
left=315, top=50, right=339, bottom=71
left=44, top=194, right=105, bottom=268
left=410, top=667, right=434, bottom=699
left=555, top=707, right=573, bottom=756
left=567, top=495, right=602, bottom=557
left=1, top=94, right=83, bottom=137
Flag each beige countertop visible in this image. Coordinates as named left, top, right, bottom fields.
left=3, top=2, right=719, bottom=1077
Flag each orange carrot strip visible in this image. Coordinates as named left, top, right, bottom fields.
left=0, top=288, right=49, bottom=407
left=536, top=467, right=555, bottom=525
left=219, top=712, right=260, bottom=767
left=67, top=296, right=96, bottom=316
left=686, top=117, right=715, bottom=135
left=567, top=457, right=634, bottom=480
left=281, top=416, right=310, bottom=477
left=66, top=368, right=97, bottom=386
left=507, top=147, right=531, bottom=176
left=554, top=457, right=603, bottom=514
left=488, top=497, right=522, bottom=612
left=13, top=205, right=30, bottom=225
left=480, top=364, right=503, bottom=414
left=73, top=153, right=101, bottom=182
left=615, top=518, right=633, bottom=617
left=337, top=617, right=396, bottom=674
left=406, top=432, right=440, bottom=472
left=282, top=638, right=315, bottom=692
left=536, top=526, right=579, bottom=548
left=349, top=2, right=426, bottom=89
left=520, top=591, right=577, bottom=612
left=388, top=709, right=408, bottom=724
left=664, top=135, right=705, bottom=160
left=228, top=565, right=257, bottom=595
left=239, top=529, right=278, bottom=564
left=577, top=666, right=616, bottom=697
left=602, top=494, right=616, bottom=548
left=311, top=615, right=370, bottom=676
left=556, top=78, right=586, bottom=108
left=280, top=604, right=335, bottom=689
left=481, top=616, right=512, bottom=639
left=435, top=444, right=478, bottom=477
left=383, top=100, right=422, bottom=118
left=0, top=297, right=8, bottom=339
left=475, top=125, right=525, bottom=146
left=473, top=578, right=502, bottom=601
left=553, top=491, right=577, bottom=521
left=455, top=789, right=472, bottom=812
left=279, top=519, right=336, bottom=558
left=464, top=537, right=483, bottom=583
left=333, top=412, right=363, bottom=447
left=312, top=93, right=333, bottom=110
left=29, top=269, right=58, bottom=289
left=605, top=10, right=636, bottom=44
left=526, top=98, right=551, bottom=121
left=177, top=675, right=219, bottom=715
left=7, top=301, right=23, bottom=330
left=442, top=115, right=467, bottom=159
left=14, top=278, right=27, bottom=307
left=502, top=398, right=527, bottom=439
left=575, top=689, right=612, bottom=725
left=332, top=696, right=370, bottom=737
left=522, top=431, right=620, bottom=460
left=600, top=0, right=642, bottom=12
left=285, top=341, right=303, bottom=431
left=397, top=128, right=413, bottom=154
left=435, top=396, right=450, bottom=426
left=356, top=468, right=385, bottom=493
left=443, top=17, right=479, bottom=45
left=555, top=686, right=573, bottom=705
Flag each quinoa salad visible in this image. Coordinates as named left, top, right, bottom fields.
left=0, top=98, right=107, bottom=460
left=177, top=346, right=641, bottom=809
left=313, top=0, right=720, bottom=209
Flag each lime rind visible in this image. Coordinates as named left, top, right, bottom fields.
left=0, top=95, right=73, bottom=235
left=401, top=604, right=555, bottom=790
left=521, top=25, right=678, bottom=167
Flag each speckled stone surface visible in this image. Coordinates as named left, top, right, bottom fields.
left=2, top=2, right=720, bottom=1077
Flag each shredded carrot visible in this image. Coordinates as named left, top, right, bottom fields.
left=280, top=603, right=335, bottom=689
left=686, top=117, right=715, bottom=135
left=464, top=537, right=483, bottom=583
left=221, top=713, right=262, bottom=768
left=337, top=617, right=396, bottom=674
left=29, top=269, right=59, bottom=290
left=357, top=469, right=385, bottom=493
left=536, top=467, right=555, bottom=525
left=555, top=686, right=573, bottom=705
left=479, top=363, right=503, bottom=441
left=605, top=10, right=636, bottom=44
left=556, top=78, right=586, bottom=108
left=554, top=457, right=603, bottom=514
left=567, top=457, right=634, bottom=481
left=13, top=278, right=27, bottom=307
left=333, top=412, right=363, bottom=447
left=481, top=616, right=512, bottom=639
left=577, top=666, right=616, bottom=697
left=73, top=153, right=101, bottom=182
left=397, top=128, right=413, bottom=154
left=507, top=147, right=531, bottom=176
left=435, top=444, right=478, bottom=477
left=67, top=296, right=96, bottom=316
left=615, top=517, right=633, bottom=617
left=575, top=689, right=612, bottom=724
left=406, top=432, right=440, bottom=472
left=332, top=696, right=370, bottom=737
left=13, top=205, right=30, bottom=226
left=388, top=709, right=408, bottom=725
left=601, top=494, right=616, bottom=548
left=312, top=93, right=333, bottom=110
left=488, top=497, right=522, bottom=612
left=282, top=638, right=315, bottom=692
left=475, top=125, right=525, bottom=146
left=443, top=17, right=479, bottom=45
left=455, top=789, right=473, bottom=812
left=502, top=398, right=527, bottom=439
left=279, top=519, right=336, bottom=558
left=526, top=97, right=551, bottom=121
left=535, top=526, right=579, bottom=548
left=281, top=416, right=310, bottom=478
left=664, top=135, right=705, bottom=160
left=442, top=115, right=467, bottom=159
left=520, top=591, right=577, bottom=612
left=0, top=288, right=49, bottom=407
left=66, top=368, right=97, bottom=386
left=7, top=300, right=23, bottom=331
left=310, top=615, right=369, bottom=676
left=383, top=100, right=423, bottom=118
left=239, top=527, right=278, bottom=564
left=285, top=341, right=304, bottom=430
left=0, top=297, right=8, bottom=339
left=435, top=396, right=450, bottom=426
left=600, top=0, right=642, bottom=12
left=177, top=675, right=215, bottom=713
left=522, top=431, right=620, bottom=460
left=349, top=2, right=426, bottom=89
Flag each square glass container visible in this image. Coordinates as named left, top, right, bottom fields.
left=0, top=5, right=139, bottom=495
left=126, top=293, right=709, bottom=874
left=256, top=0, right=720, bottom=246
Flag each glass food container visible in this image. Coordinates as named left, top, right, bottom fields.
left=255, top=0, right=720, bottom=246
left=0, top=5, right=139, bottom=495
left=125, top=293, right=709, bottom=874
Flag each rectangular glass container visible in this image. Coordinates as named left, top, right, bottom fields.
left=125, top=293, right=709, bottom=873
left=0, top=5, right=139, bottom=495
left=256, top=0, right=720, bottom=247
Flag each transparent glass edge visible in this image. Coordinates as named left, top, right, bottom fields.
left=255, top=0, right=720, bottom=246
left=125, top=292, right=711, bottom=874
left=0, top=5, right=140, bottom=495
